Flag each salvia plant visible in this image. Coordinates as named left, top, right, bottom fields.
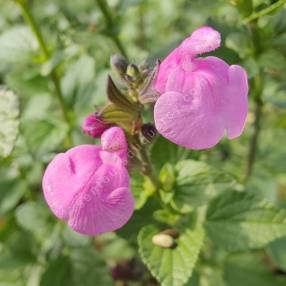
left=1, top=0, right=286, bottom=286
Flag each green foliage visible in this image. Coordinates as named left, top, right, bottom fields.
left=0, top=0, right=286, bottom=285
left=138, top=225, right=204, bottom=286
left=0, top=89, right=19, bottom=157
left=206, top=191, right=286, bottom=251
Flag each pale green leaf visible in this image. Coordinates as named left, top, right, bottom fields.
left=0, top=89, right=19, bottom=157
left=0, top=26, right=38, bottom=65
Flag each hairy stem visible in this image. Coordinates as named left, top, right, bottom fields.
left=16, top=0, right=73, bottom=146
left=95, top=0, right=128, bottom=59
left=243, top=0, right=286, bottom=24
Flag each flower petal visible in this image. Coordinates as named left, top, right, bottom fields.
left=101, top=127, right=128, bottom=161
left=180, top=26, right=221, bottom=56
left=224, top=65, right=249, bottom=139
left=42, top=145, right=101, bottom=220
left=154, top=74, right=225, bottom=150
left=67, top=164, right=133, bottom=235
left=154, top=48, right=181, bottom=93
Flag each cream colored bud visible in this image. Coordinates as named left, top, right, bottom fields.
left=152, top=234, right=174, bottom=248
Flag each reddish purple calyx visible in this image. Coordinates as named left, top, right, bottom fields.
left=82, top=113, right=110, bottom=138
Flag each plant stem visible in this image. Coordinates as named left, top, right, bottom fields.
left=245, top=22, right=264, bottom=181
left=138, top=144, right=159, bottom=188
left=16, top=0, right=73, bottom=146
left=95, top=0, right=128, bottom=59
left=245, top=93, right=263, bottom=179
left=243, top=0, right=286, bottom=24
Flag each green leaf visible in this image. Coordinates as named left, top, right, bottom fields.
left=0, top=89, right=19, bottom=157
left=69, top=248, right=113, bottom=286
left=22, top=119, right=68, bottom=157
left=0, top=180, right=26, bottom=215
left=138, top=225, right=204, bottom=286
left=40, top=256, right=72, bottom=286
left=225, top=32, right=252, bottom=58
left=62, top=226, right=91, bottom=248
left=267, top=236, right=286, bottom=271
left=61, top=54, right=95, bottom=105
left=117, top=198, right=159, bottom=243
left=206, top=191, right=286, bottom=251
left=151, top=136, right=192, bottom=172
left=169, top=160, right=233, bottom=213
left=224, top=253, right=286, bottom=286
left=15, top=202, right=52, bottom=234
left=131, top=172, right=156, bottom=210
left=0, top=26, right=37, bottom=66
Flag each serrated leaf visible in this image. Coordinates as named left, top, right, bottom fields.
left=0, top=89, right=19, bottom=157
left=206, top=191, right=286, bottom=251
left=138, top=225, right=204, bottom=286
left=170, top=160, right=233, bottom=213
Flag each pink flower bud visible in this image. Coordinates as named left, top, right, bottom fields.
left=82, top=113, right=109, bottom=138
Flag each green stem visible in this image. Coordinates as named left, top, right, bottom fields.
left=139, top=146, right=159, bottom=188
left=16, top=0, right=73, bottom=146
left=245, top=22, right=264, bottom=181
left=245, top=92, right=263, bottom=180
left=243, top=0, right=286, bottom=24
left=95, top=0, right=128, bottom=59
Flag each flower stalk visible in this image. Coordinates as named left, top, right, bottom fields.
left=15, top=0, right=73, bottom=146
left=95, top=0, right=128, bottom=59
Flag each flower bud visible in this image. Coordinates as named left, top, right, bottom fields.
left=152, top=233, right=175, bottom=248
left=82, top=113, right=109, bottom=138
left=141, top=123, right=157, bottom=143
left=110, top=54, right=128, bottom=76
left=126, top=64, right=140, bottom=79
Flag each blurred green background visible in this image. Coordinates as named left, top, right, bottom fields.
left=0, top=0, right=286, bottom=285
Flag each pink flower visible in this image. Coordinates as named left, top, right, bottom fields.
left=154, top=26, right=248, bottom=150
left=82, top=113, right=109, bottom=138
left=42, top=127, right=134, bottom=236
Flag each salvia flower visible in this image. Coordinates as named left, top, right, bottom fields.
left=82, top=113, right=109, bottom=138
left=42, top=127, right=134, bottom=235
left=154, top=26, right=249, bottom=150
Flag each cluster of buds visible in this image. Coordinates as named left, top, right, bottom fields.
left=82, top=54, right=159, bottom=145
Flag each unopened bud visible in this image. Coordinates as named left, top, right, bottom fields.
left=152, top=233, right=175, bottom=248
left=161, top=229, right=179, bottom=238
left=141, top=123, right=157, bottom=143
left=126, top=64, right=140, bottom=78
left=82, top=113, right=109, bottom=138
left=110, top=54, right=128, bottom=76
